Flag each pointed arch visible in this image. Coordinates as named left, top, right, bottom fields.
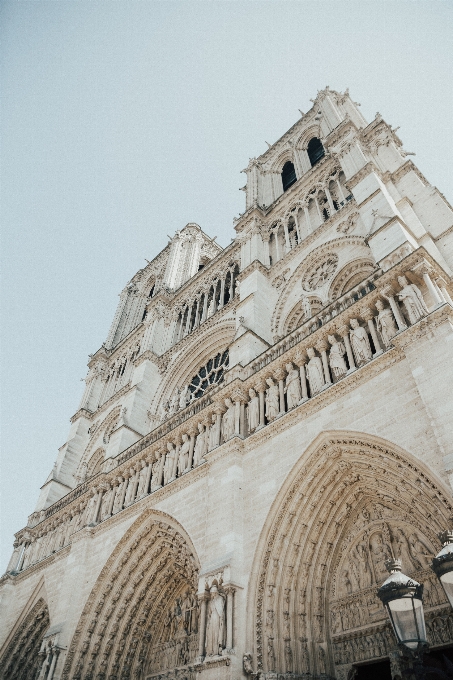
left=62, top=508, right=201, bottom=680
left=0, top=586, right=50, bottom=680
left=248, top=431, right=452, bottom=677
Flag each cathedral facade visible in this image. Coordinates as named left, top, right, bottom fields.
left=1, top=88, right=453, bottom=680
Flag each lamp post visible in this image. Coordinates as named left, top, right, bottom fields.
left=431, top=530, right=453, bottom=609
left=377, top=558, right=428, bottom=679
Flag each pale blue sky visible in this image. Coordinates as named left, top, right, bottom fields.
left=1, top=1, right=452, bottom=571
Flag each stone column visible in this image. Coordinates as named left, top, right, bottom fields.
left=201, top=293, right=208, bottom=322
left=262, top=232, right=271, bottom=266
left=224, top=586, right=235, bottom=653
left=435, top=277, right=453, bottom=305
left=15, top=542, right=27, bottom=572
left=193, top=297, right=201, bottom=327
left=294, top=351, right=308, bottom=402
left=293, top=212, right=301, bottom=242
left=187, top=428, right=196, bottom=470
left=420, top=267, right=444, bottom=307
left=325, top=186, right=336, bottom=214
left=304, top=205, right=312, bottom=234
left=274, top=368, right=286, bottom=415
left=337, top=323, right=356, bottom=372
left=283, top=223, right=291, bottom=253
left=361, top=307, right=383, bottom=356
left=255, top=381, right=266, bottom=430
left=143, top=456, right=153, bottom=495
left=381, top=286, right=407, bottom=331
left=315, top=339, right=332, bottom=386
left=47, top=646, right=59, bottom=680
left=197, top=591, right=209, bottom=659
left=184, top=303, right=192, bottom=335
left=119, top=476, right=128, bottom=510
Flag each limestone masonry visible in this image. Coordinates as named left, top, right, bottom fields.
left=1, top=87, right=453, bottom=680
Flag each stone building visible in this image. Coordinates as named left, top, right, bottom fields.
left=1, top=87, right=453, bottom=680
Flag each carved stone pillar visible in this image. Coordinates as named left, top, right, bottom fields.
left=417, top=264, right=444, bottom=307
left=197, top=591, right=209, bottom=659
left=315, top=339, right=332, bottom=386
left=255, top=381, right=266, bottom=430
left=283, top=223, right=291, bottom=253
left=119, top=475, right=128, bottom=511
left=224, top=586, right=235, bottom=653
left=142, top=455, right=153, bottom=495
left=201, top=293, right=208, bottom=323
left=337, top=323, right=356, bottom=372
left=218, top=277, right=226, bottom=309
left=213, top=407, right=223, bottom=448
left=435, top=277, right=453, bottom=305
left=360, top=307, right=383, bottom=356
left=274, top=368, right=286, bottom=416
left=381, top=285, right=407, bottom=331
left=231, top=389, right=246, bottom=437
left=294, top=351, right=308, bottom=402
left=47, top=646, right=59, bottom=680
left=193, top=297, right=201, bottom=327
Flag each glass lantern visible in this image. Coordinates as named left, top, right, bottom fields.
left=377, top=558, right=427, bottom=650
left=431, top=530, right=453, bottom=609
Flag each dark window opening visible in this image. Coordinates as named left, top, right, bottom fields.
left=148, top=285, right=155, bottom=298
left=322, top=208, right=329, bottom=221
left=281, top=161, right=297, bottom=192
left=307, top=137, right=325, bottom=167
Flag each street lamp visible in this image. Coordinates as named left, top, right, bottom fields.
left=377, top=558, right=428, bottom=678
left=431, top=530, right=453, bottom=609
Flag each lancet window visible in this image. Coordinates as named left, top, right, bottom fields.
left=307, top=136, right=325, bottom=166
left=281, top=161, right=297, bottom=192
left=172, top=265, right=239, bottom=345
left=188, top=349, right=229, bottom=399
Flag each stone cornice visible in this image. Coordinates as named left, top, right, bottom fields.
left=236, top=259, right=270, bottom=283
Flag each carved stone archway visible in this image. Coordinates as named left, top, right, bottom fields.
left=249, top=432, right=453, bottom=680
left=62, top=509, right=200, bottom=680
left=0, top=597, right=50, bottom=680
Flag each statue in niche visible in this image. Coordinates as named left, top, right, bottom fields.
left=158, top=400, right=169, bottom=423
left=369, top=532, right=392, bottom=583
left=285, top=362, right=301, bottom=409
left=207, top=298, right=215, bottom=318
left=397, top=275, right=428, bottom=324
left=265, top=378, right=280, bottom=422
left=150, top=456, right=162, bottom=491
left=221, top=398, right=235, bottom=442
left=267, top=637, right=276, bottom=672
left=284, top=640, right=293, bottom=672
left=179, top=385, right=190, bottom=410
left=305, top=347, right=324, bottom=395
left=181, top=589, right=198, bottom=634
left=205, top=583, right=226, bottom=656
left=137, top=460, right=148, bottom=497
left=164, top=443, right=176, bottom=484
left=193, top=423, right=207, bottom=465
left=409, top=532, right=433, bottom=569
left=301, top=294, right=312, bottom=319
left=247, top=388, right=259, bottom=432
left=328, top=334, right=347, bottom=381
left=375, top=300, right=398, bottom=347
left=208, top=414, right=220, bottom=451
left=112, top=483, right=124, bottom=514
left=354, top=539, right=373, bottom=589
left=178, top=434, right=191, bottom=475
left=168, top=388, right=180, bottom=416
left=392, top=527, right=419, bottom=572
left=349, top=319, right=372, bottom=366
left=342, top=569, right=353, bottom=595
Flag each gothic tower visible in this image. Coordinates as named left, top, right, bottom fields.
left=1, top=88, right=453, bottom=680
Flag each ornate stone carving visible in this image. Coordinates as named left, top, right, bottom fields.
left=302, top=254, right=339, bottom=292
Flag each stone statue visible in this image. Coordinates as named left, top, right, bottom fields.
left=137, top=461, right=148, bottom=497
left=243, top=654, right=253, bottom=675
left=178, top=434, right=190, bottom=475
left=369, top=532, right=392, bottom=583
left=301, top=294, right=312, bottom=319
left=247, top=388, right=259, bottom=432
left=150, top=456, right=162, bottom=491
left=265, top=378, right=280, bottom=422
left=221, top=398, right=235, bottom=442
left=207, top=298, right=215, bottom=318
left=158, top=400, right=169, bottom=422
left=168, top=388, right=180, bottom=416
left=205, top=584, right=226, bottom=656
left=181, top=589, right=198, bottom=634
left=375, top=300, right=398, bottom=348
left=328, top=335, right=347, bottom=381
left=393, top=527, right=418, bottom=572
left=284, top=362, right=301, bottom=409
left=349, top=319, right=372, bottom=366
left=179, top=385, right=190, bottom=410
left=164, top=443, right=176, bottom=484
left=112, top=483, right=124, bottom=514
left=305, top=347, right=324, bottom=395
left=193, top=423, right=207, bottom=465
left=208, top=414, right=220, bottom=451
left=397, top=275, right=428, bottom=324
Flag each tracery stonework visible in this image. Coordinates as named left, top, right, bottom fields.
left=2, top=88, right=453, bottom=680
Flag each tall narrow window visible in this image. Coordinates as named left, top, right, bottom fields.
left=307, top=137, right=325, bottom=166
left=281, top=161, right=297, bottom=192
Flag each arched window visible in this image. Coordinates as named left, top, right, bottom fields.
left=307, top=137, right=325, bottom=167
left=281, top=161, right=297, bottom=192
